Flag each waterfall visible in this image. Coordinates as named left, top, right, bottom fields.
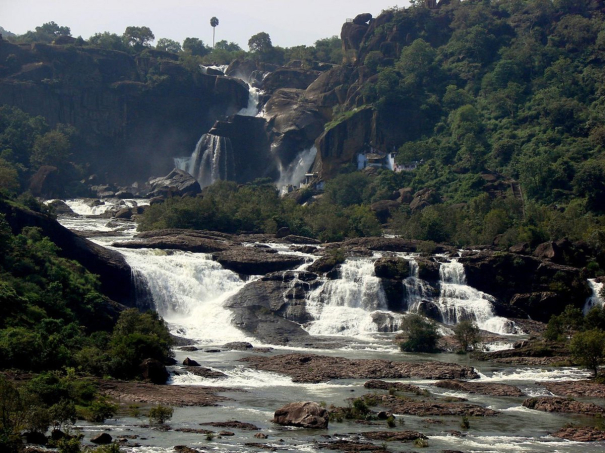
left=403, top=259, right=434, bottom=312
left=277, top=146, right=318, bottom=193
left=437, top=260, right=517, bottom=334
left=118, top=248, right=252, bottom=344
left=238, top=86, right=262, bottom=117
left=584, top=279, right=604, bottom=315
left=178, top=134, right=235, bottom=188
left=304, top=258, right=398, bottom=336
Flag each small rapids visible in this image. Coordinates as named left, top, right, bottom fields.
left=584, top=278, right=604, bottom=314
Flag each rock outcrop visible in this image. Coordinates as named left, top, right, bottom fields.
left=241, top=353, right=479, bottom=383
left=272, top=401, right=329, bottom=429
left=147, top=169, right=202, bottom=198
left=212, top=247, right=306, bottom=275
left=433, top=380, right=524, bottom=397
left=0, top=41, right=249, bottom=185
left=522, top=397, right=605, bottom=415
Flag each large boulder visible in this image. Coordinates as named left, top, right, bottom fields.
left=261, top=68, right=321, bottom=93
left=147, top=169, right=201, bottom=198
left=272, top=402, right=328, bottom=429
left=90, top=433, right=112, bottom=445
left=212, top=247, right=306, bottom=275
left=140, top=358, right=169, bottom=384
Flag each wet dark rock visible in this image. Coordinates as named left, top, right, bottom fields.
left=174, top=447, right=201, bottom=453
left=317, top=439, right=387, bottom=451
left=212, top=247, right=306, bottom=275
left=374, top=257, right=410, bottom=280
left=361, top=430, right=426, bottom=441
left=261, top=68, right=321, bottom=93
left=98, top=379, right=230, bottom=406
left=140, top=358, right=169, bottom=384
left=114, top=207, right=133, bottom=219
left=223, top=342, right=254, bottom=351
left=254, top=433, right=269, bottom=439
left=182, top=357, right=200, bottom=366
left=364, top=380, right=424, bottom=394
left=179, top=346, right=199, bottom=352
left=282, top=235, right=321, bottom=245
left=522, top=397, right=605, bottom=415
left=46, top=200, right=78, bottom=217
left=433, top=380, right=524, bottom=397
left=147, top=169, right=202, bottom=199
left=113, top=230, right=230, bottom=253
left=50, top=430, right=73, bottom=441
left=182, top=367, right=227, bottom=379
left=90, top=433, right=112, bottom=444
left=244, top=443, right=276, bottom=451
left=552, top=426, right=605, bottom=442
left=272, top=401, right=329, bottom=429
left=200, top=421, right=260, bottom=430
left=174, top=428, right=214, bottom=434
left=376, top=395, right=498, bottom=417
left=24, top=431, right=47, bottom=445
left=219, top=431, right=235, bottom=436
left=543, top=380, right=605, bottom=399
left=241, top=353, right=479, bottom=383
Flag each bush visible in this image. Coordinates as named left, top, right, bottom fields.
left=454, top=320, right=482, bottom=352
left=88, top=397, right=118, bottom=423
left=399, top=314, right=441, bottom=353
left=570, top=329, right=605, bottom=377
left=148, top=405, right=173, bottom=424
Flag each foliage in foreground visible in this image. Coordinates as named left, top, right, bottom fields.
left=399, top=314, right=441, bottom=353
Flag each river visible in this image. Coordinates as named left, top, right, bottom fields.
left=57, top=198, right=604, bottom=452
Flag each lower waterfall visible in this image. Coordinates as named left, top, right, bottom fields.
left=179, top=134, right=235, bottom=188
left=277, top=146, right=318, bottom=192
left=436, top=260, right=518, bottom=334
left=304, top=258, right=400, bottom=337
left=118, top=248, right=252, bottom=344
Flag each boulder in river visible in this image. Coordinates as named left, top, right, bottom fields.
left=147, top=169, right=201, bottom=199
left=272, top=401, right=329, bottom=429
left=90, top=433, right=112, bottom=444
left=212, top=247, right=306, bottom=275
left=522, top=397, right=605, bottom=415
left=140, top=358, right=169, bottom=384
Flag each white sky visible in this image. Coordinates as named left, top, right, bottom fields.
left=1, top=1, right=409, bottom=49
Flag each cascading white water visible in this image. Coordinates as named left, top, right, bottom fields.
left=403, top=259, right=434, bottom=312
left=118, top=248, right=252, bottom=344
left=438, top=260, right=517, bottom=334
left=584, top=279, right=604, bottom=315
left=238, top=85, right=262, bottom=117
left=179, top=134, right=235, bottom=188
left=304, top=258, right=396, bottom=337
left=277, top=146, right=318, bottom=193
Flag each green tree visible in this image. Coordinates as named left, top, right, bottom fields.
left=36, top=22, right=71, bottom=38
left=88, top=32, right=128, bottom=52
left=123, top=26, right=155, bottom=50
left=210, top=17, right=219, bottom=48
left=248, top=32, right=273, bottom=53
left=30, top=130, right=72, bottom=168
left=215, top=40, right=241, bottom=52
left=454, top=320, right=481, bottom=352
left=570, top=329, right=605, bottom=377
left=156, top=38, right=181, bottom=53
left=399, top=314, right=441, bottom=353
left=182, top=37, right=209, bottom=57
left=148, top=404, right=173, bottom=424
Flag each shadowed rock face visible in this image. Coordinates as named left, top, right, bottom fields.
left=0, top=41, right=248, bottom=185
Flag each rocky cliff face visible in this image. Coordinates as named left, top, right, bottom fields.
left=0, top=41, right=248, bottom=185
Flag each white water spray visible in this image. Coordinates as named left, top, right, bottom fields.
left=277, top=146, right=318, bottom=192
left=178, top=134, right=235, bottom=188
left=584, top=278, right=604, bottom=315
left=437, top=260, right=517, bottom=334
left=119, top=248, right=252, bottom=344
left=304, top=258, right=397, bottom=337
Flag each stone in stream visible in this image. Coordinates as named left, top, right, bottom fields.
left=522, top=397, right=605, bottom=415
left=552, top=426, right=605, bottom=442
left=182, top=357, right=200, bottom=366
left=139, top=358, right=169, bottom=384
left=433, top=379, right=524, bottom=397
left=90, top=432, right=112, bottom=444
left=272, top=401, right=329, bottom=429
left=199, top=421, right=260, bottom=431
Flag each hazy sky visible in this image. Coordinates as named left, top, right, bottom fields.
left=2, top=1, right=409, bottom=48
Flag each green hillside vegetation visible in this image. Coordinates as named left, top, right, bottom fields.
left=0, top=197, right=172, bottom=376
left=353, top=0, right=605, bottom=247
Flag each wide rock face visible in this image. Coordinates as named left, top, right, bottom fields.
left=272, top=402, right=329, bottom=429
left=212, top=247, right=306, bottom=275
left=0, top=41, right=248, bottom=185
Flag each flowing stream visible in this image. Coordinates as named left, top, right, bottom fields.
left=54, top=201, right=604, bottom=452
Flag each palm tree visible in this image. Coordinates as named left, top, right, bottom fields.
left=210, top=17, right=219, bottom=48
